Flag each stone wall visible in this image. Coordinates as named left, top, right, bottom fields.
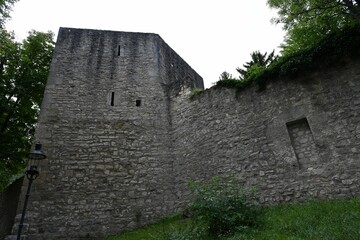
left=10, top=27, right=360, bottom=239
left=0, top=177, right=23, bottom=239
left=172, top=60, right=360, bottom=205
left=16, top=28, right=202, bottom=239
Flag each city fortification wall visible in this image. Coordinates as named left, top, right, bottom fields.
left=172, top=60, right=360, bottom=205
left=8, top=28, right=360, bottom=239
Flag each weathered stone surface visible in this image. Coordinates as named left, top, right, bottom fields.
left=8, top=27, right=360, bottom=239
left=171, top=60, right=360, bottom=205
left=0, top=177, right=23, bottom=239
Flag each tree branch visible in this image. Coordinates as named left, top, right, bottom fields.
left=289, top=3, right=342, bottom=20
left=342, top=0, right=360, bottom=21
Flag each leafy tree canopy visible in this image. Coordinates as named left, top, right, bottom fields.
left=0, top=0, right=18, bottom=27
left=0, top=29, right=55, bottom=190
left=267, top=0, right=360, bottom=55
left=218, top=51, right=277, bottom=82
left=236, top=50, right=276, bottom=80
left=216, top=26, right=360, bottom=92
left=218, top=71, right=235, bottom=81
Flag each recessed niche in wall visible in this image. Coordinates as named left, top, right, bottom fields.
left=136, top=100, right=141, bottom=107
left=117, top=45, right=121, bottom=56
left=286, top=118, right=319, bottom=169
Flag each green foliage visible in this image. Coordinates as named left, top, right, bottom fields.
left=215, top=50, right=276, bottom=92
left=188, top=176, right=262, bottom=237
left=189, top=87, right=204, bottom=100
left=261, top=199, right=360, bottom=239
left=0, top=0, right=18, bottom=27
left=244, top=64, right=268, bottom=91
left=0, top=29, right=55, bottom=191
left=150, top=224, right=208, bottom=240
left=215, top=26, right=360, bottom=92
left=102, top=198, right=360, bottom=240
left=103, top=214, right=200, bottom=240
left=215, top=66, right=266, bottom=92
left=215, top=78, right=251, bottom=90
left=229, top=198, right=360, bottom=240
left=267, top=0, right=360, bottom=55
left=236, top=50, right=276, bottom=80
left=264, top=25, right=360, bottom=78
left=218, top=71, right=233, bottom=81
left=215, top=2, right=360, bottom=93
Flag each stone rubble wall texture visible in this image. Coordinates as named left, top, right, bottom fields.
left=13, top=28, right=360, bottom=239
left=172, top=62, right=360, bottom=204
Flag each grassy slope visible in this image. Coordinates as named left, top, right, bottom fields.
left=102, top=199, right=360, bottom=240
left=230, top=199, right=360, bottom=240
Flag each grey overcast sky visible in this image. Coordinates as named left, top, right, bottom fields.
left=6, top=0, right=285, bottom=88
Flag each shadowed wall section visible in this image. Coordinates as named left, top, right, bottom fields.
left=0, top=177, right=23, bottom=240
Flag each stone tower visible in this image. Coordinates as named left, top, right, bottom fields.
left=12, top=28, right=203, bottom=239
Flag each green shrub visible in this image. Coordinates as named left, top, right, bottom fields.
left=189, top=88, right=204, bottom=100
left=215, top=79, right=251, bottom=90
left=188, top=176, right=262, bottom=237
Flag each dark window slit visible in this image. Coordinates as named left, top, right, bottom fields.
left=111, top=92, right=115, bottom=106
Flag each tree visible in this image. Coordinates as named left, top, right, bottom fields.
left=236, top=50, right=276, bottom=80
left=218, top=71, right=234, bottom=81
left=0, top=29, right=55, bottom=190
left=0, top=0, right=18, bottom=27
left=267, top=0, right=360, bottom=55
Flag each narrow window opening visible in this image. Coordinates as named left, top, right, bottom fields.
left=117, top=45, right=121, bottom=56
left=136, top=100, right=141, bottom=107
left=111, top=92, right=115, bottom=106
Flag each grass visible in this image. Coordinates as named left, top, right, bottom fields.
left=102, top=214, right=196, bottom=240
left=102, top=198, right=360, bottom=240
left=229, top=198, right=360, bottom=240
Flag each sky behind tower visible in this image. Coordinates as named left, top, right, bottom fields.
left=6, top=0, right=285, bottom=88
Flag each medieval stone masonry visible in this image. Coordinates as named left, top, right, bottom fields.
left=7, top=27, right=360, bottom=239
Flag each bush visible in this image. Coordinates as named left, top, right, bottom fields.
left=189, top=88, right=204, bottom=100
left=188, top=176, right=262, bottom=237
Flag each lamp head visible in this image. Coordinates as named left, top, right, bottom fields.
left=26, top=143, right=46, bottom=180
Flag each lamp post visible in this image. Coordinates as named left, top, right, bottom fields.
left=17, top=143, right=46, bottom=240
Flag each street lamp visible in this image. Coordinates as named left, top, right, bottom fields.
left=17, top=142, right=46, bottom=240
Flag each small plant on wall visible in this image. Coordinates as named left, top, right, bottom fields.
left=189, top=88, right=204, bottom=100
